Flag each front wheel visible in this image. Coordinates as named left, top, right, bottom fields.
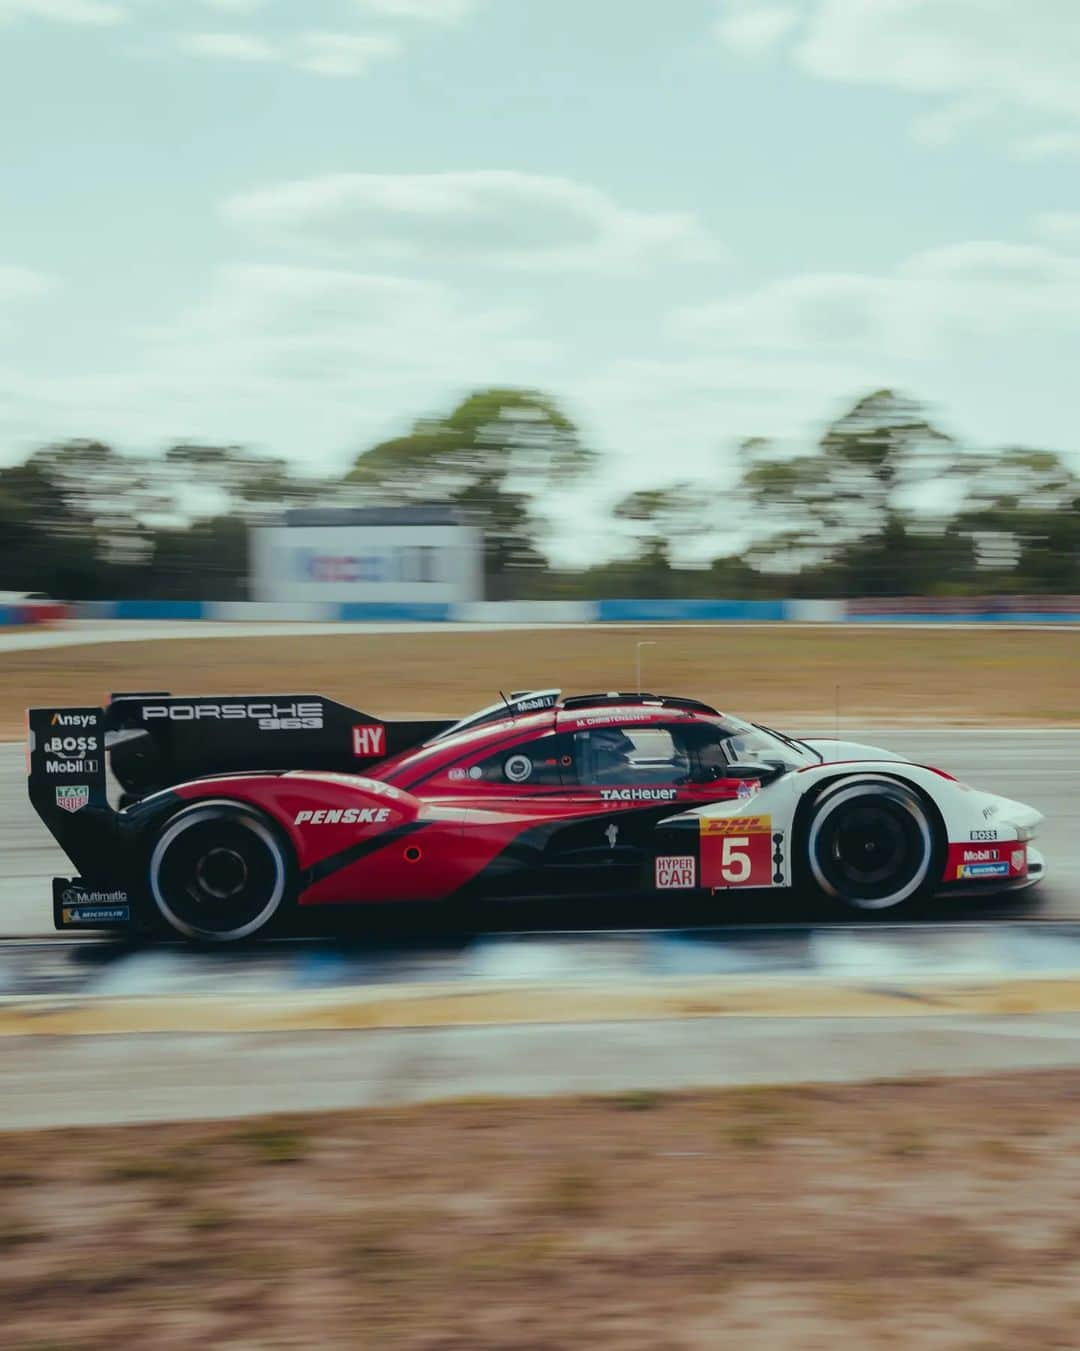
left=148, top=801, right=292, bottom=942
left=802, top=778, right=939, bottom=913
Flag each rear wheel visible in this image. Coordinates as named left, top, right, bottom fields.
left=802, top=778, right=939, bottom=913
left=148, top=801, right=291, bottom=942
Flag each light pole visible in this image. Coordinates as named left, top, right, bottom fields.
left=635, top=640, right=656, bottom=694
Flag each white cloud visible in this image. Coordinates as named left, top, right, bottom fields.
left=0, top=264, right=57, bottom=300
left=0, top=265, right=58, bottom=346
left=674, top=240, right=1080, bottom=358
left=297, top=31, right=400, bottom=77
left=0, top=264, right=555, bottom=463
left=181, top=30, right=276, bottom=61
left=1013, top=130, right=1080, bottom=160
left=0, top=0, right=124, bottom=23
left=349, top=0, right=479, bottom=21
left=199, top=0, right=265, bottom=12
left=1035, top=213, right=1080, bottom=246
left=179, top=27, right=400, bottom=76
left=713, top=1, right=799, bottom=56
left=714, top=1, right=1080, bottom=152
left=223, top=170, right=720, bottom=273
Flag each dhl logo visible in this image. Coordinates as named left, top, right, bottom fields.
left=700, top=816, right=772, bottom=836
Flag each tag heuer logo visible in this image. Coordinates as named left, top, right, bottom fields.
left=56, top=785, right=90, bottom=814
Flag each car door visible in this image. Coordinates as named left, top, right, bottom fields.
left=540, top=718, right=761, bottom=895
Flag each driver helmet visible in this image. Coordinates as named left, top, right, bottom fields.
left=591, top=728, right=634, bottom=761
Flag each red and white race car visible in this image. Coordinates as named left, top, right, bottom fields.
left=29, top=688, right=1045, bottom=941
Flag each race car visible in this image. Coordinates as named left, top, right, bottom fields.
left=28, top=688, right=1045, bottom=942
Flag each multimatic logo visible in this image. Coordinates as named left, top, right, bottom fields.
left=59, top=885, right=130, bottom=926
left=62, top=887, right=127, bottom=906
left=142, top=702, right=324, bottom=731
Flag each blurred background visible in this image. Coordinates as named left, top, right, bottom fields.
left=1, top=0, right=1076, bottom=607
left=3, top=8, right=1080, bottom=1349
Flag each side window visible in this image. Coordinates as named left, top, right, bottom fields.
left=455, top=734, right=571, bottom=788
left=573, top=726, right=691, bottom=786
left=678, top=724, right=734, bottom=781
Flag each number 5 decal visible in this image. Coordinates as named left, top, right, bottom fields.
left=721, top=836, right=750, bottom=883
left=700, top=816, right=774, bottom=888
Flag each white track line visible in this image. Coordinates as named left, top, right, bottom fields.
left=1, top=619, right=1077, bottom=654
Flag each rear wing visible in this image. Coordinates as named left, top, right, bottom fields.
left=30, top=693, right=452, bottom=806
left=27, top=705, right=117, bottom=883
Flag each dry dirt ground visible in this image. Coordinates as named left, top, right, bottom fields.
left=3, top=1072, right=1080, bottom=1349
left=1, top=625, right=1078, bottom=738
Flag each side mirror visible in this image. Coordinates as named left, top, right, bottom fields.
left=724, top=762, right=765, bottom=780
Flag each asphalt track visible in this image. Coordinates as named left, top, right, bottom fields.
left=1, top=729, right=1078, bottom=1128
left=5, top=1014, right=1080, bottom=1130
left=1, top=729, right=1076, bottom=939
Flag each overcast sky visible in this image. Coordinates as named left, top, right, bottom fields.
left=2, top=0, right=1079, bottom=490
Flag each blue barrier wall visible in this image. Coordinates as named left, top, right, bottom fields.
left=597, top=599, right=787, bottom=622
left=58, top=598, right=1080, bottom=624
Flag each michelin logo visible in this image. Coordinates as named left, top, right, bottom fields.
left=958, top=862, right=1010, bottom=879
left=58, top=885, right=130, bottom=926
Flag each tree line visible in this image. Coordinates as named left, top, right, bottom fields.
left=1, top=387, right=1076, bottom=600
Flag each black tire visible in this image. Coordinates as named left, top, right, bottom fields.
left=801, top=777, right=939, bottom=914
left=148, top=801, right=292, bottom=942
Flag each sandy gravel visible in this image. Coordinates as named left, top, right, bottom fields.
left=3, top=1071, right=1080, bottom=1348
left=2, top=625, right=1078, bottom=737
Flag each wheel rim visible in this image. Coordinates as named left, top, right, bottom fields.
left=808, top=784, right=933, bottom=910
left=150, top=806, right=286, bottom=941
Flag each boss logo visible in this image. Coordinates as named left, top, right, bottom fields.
left=45, top=736, right=99, bottom=756
left=143, top=702, right=324, bottom=730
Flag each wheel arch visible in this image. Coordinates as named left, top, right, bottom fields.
left=146, top=796, right=298, bottom=942
left=792, top=769, right=948, bottom=893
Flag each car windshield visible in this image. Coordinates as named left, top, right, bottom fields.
left=723, top=717, right=819, bottom=768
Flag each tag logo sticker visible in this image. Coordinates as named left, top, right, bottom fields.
left=56, top=785, right=90, bottom=814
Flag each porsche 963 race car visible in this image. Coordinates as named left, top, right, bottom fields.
left=28, top=688, right=1045, bottom=941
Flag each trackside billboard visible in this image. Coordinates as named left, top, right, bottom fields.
left=249, top=509, right=483, bottom=605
